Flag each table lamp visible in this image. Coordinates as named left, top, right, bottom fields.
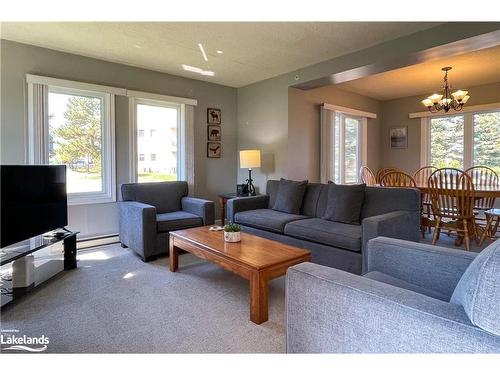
left=239, top=150, right=261, bottom=196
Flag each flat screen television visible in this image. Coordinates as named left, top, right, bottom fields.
left=1, top=165, right=68, bottom=248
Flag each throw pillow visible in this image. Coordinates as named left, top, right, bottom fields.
left=272, top=178, right=308, bottom=214
left=322, top=182, right=366, bottom=224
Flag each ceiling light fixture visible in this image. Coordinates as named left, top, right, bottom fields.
left=198, top=43, right=208, bottom=62
left=182, top=64, right=215, bottom=77
left=421, top=67, right=470, bottom=113
left=216, top=50, right=224, bottom=54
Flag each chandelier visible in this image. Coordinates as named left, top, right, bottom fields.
left=421, top=67, right=470, bottom=113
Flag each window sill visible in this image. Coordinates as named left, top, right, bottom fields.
left=68, top=193, right=116, bottom=206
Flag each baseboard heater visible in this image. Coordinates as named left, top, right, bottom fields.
left=77, top=234, right=119, bottom=250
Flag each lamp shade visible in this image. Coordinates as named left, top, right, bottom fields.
left=240, top=150, right=261, bottom=169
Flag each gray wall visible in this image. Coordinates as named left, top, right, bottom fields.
left=288, top=85, right=381, bottom=182
left=1, top=40, right=238, bottom=237
left=237, top=23, right=500, bottom=193
left=380, top=81, right=500, bottom=173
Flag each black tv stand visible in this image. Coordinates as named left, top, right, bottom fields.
left=0, top=231, right=78, bottom=307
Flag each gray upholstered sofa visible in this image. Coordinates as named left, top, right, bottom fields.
left=286, top=236, right=500, bottom=353
left=227, top=180, right=420, bottom=274
left=119, top=181, right=214, bottom=261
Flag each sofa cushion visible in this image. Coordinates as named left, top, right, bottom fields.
left=156, top=211, right=203, bottom=233
left=234, top=209, right=307, bottom=234
left=450, top=239, right=500, bottom=335
left=272, top=178, right=308, bottom=214
left=364, top=271, right=449, bottom=301
left=284, top=218, right=362, bottom=252
left=322, top=183, right=366, bottom=224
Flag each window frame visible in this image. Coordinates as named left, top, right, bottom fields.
left=27, top=78, right=117, bottom=206
left=421, top=108, right=500, bottom=170
left=128, top=96, right=183, bottom=183
left=320, top=104, right=372, bottom=184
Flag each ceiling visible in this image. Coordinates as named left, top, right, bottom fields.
left=0, top=22, right=440, bottom=87
left=337, top=45, right=500, bottom=100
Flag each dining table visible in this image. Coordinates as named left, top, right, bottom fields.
left=414, top=182, right=500, bottom=247
left=414, top=182, right=500, bottom=199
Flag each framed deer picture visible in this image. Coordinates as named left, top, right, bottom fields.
left=207, top=142, right=222, bottom=158
left=207, top=108, right=221, bottom=125
left=207, top=125, right=221, bottom=141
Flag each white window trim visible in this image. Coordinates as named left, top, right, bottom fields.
left=420, top=108, right=500, bottom=169
left=320, top=104, right=371, bottom=184
left=129, top=96, right=193, bottom=186
left=27, top=77, right=117, bottom=205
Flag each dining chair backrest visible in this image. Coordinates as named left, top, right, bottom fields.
left=428, top=168, right=475, bottom=220
left=376, top=167, right=400, bottom=183
left=413, top=166, right=437, bottom=186
left=379, top=171, right=417, bottom=188
left=359, top=166, right=377, bottom=186
left=465, top=166, right=499, bottom=210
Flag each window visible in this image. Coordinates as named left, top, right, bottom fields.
left=430, top=115, right=464, bottom=169
left=135, top=100, right=180, bottom=182
left=333, top=113, right=362, bottom=184
left=473, top=112, right=500, bottom=175
left=28, top=75, right=116, bottom=205
left=424, top=110, right=500, bottom=174
left=128, top=90, right=197, bottom=188
left=320, top=105, right=371, bottom=184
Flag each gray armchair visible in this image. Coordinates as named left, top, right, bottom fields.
left=119, top=181, right=214, bottom=262
left=286, top=236, right=500, bottom=353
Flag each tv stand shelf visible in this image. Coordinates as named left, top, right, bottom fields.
left=0, top=231, right=78, bottom=307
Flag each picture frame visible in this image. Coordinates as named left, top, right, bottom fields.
left=207, top=108, right=221, bottom=125
left=207, top=125, right=221, bottom=141
left=207, top=142, right=222, bottom=158
left=390, top=127, right=408, bottom=149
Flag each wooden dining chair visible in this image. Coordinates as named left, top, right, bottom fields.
left=359, top=166, right=377, bottom=186
left=379, top=171, right=417, bottom=188
left=376, top=167, right=400, bottom=183
left=413, top=166, right=437, bottom=234
left=465, top=166, right=499, bottom=211
left=379, top=171, right=430, bottom=237
left=428, top=168, right=476, bottom=251
left=465, top=166, right=499, bottom=243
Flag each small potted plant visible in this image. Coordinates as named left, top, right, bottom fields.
left=223, top=223, right=241, bottom=243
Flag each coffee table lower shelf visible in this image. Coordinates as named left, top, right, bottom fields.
left=168, top=229, right=311, bottom=324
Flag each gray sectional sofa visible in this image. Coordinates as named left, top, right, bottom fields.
left=119, top=181, right=214, bottom=261
left=227, top=180, right=420, bottom=274
left=286, top=237, right=500, bottom=353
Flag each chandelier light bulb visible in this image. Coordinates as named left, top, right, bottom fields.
left=429, top=94, right=443, bottom=104
left=452, top=90, right=468, bottom=101
left=421, top=98, right=433, bottom=107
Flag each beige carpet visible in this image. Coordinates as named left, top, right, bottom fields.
left=1, top=245, right=286, bottom=353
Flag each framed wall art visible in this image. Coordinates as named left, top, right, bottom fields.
left=207, top=108, right=221, bottom=125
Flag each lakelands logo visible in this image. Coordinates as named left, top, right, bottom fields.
left=1, top=330, right=49, bottom=352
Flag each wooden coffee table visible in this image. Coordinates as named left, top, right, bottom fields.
left=169, top=226, right=311, bottom=324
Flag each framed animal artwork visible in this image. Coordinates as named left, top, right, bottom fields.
left=207, top=125, right=221, bottom=141
left=207, top=142, right=222, bottom=158
left=207, top=108, right=221, bottom=125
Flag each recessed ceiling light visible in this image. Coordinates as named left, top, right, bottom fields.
left=182, top=64, right=215, bottom=77
left=198, top=43, right=208, bottom=62
left=216, top=50, right=224, bottom=54
left=133, top=44, right=142, bottom=49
